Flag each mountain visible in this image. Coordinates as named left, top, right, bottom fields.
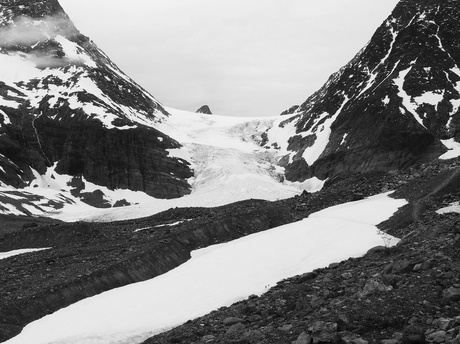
left=1, top=0, right=460, bottom=343
left=0, top=0, right=192, bottom=200
left=196, top=105, right=212, bottom=115
left=270, top=0, right=460, bottom=182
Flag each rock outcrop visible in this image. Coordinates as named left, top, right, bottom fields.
left=196, top=105, right=213, bottom=115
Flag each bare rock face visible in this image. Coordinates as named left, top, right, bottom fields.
left=274, top=0, right=460, bottom=182
left=196, top=105, right=212, bottom=115
left=280, top=105, right=299, bottom=116
left=0, top=0, right=192, bottom=198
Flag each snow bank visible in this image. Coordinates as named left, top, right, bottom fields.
left=440, top=139, right=460, bottom=160
left=0, top=248, right=50, bottom=260
left=4, top=193, right=406, bottom=344
left=436, top=201, right=460, bottom=215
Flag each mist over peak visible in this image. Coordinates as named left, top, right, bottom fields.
left=0, top=14, right=78, bottom=47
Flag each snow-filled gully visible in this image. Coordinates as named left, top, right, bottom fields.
left=4, top=193, right=407, bottom=344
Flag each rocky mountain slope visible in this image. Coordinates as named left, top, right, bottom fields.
left=0, top=0, right=192, bottom=199
left=272, top=0, right=460, bottom=182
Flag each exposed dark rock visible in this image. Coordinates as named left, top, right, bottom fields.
left=357, top=278, right=393, bottom=298
left=196, top=105, right=213, bottom=115
left=223, top=317, right=244, bottom=326
left=311, top=321, right=340, bottom=344
left=280, top=105, right=299, bottom=116
left=402, top=325, right=426, bottom=344
left=295, top=332, right=312, bottom=344
left=274, top=0, right=460, bottom=182
left=443, top=287, right=460, bottom=301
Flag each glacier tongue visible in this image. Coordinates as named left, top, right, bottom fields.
left=0, top=107, right=321, bottom=222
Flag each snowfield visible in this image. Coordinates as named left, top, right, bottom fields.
left=3, top=193, right=407, bottom=344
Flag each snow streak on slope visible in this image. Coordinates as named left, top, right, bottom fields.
left=0, top=248, right=50, bottom=260
left=4, top=193, right=407, bottom=344
left=0, top=108, right=320, bottom=222
left=440, top=139, right=460, bottom=160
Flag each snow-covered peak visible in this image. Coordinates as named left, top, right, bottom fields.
left=0, top=1, right=187, bottom=198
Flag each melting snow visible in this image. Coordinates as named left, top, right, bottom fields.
left=436, top=201, right=460, bottom=215
left=0, top=108, right=11, bottom=124
left=382, top=95, right=390, bottom=105
left=394, top=63, right=427, bottom=128
left=413, top=91, right=444, bottom=109
left=302, top=96, right=349, bottom=165
left=54, top=35, right=97, bottom=68
left=4, top=193, right=406, bottom=344
left=0, top=248, right=50, bottom=260
left=440, top=139, right=460, bottom=160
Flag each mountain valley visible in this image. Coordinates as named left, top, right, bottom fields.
left=0, top=0, right=460, bottom=343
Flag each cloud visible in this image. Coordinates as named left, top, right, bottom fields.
left=26, top=52, right=72, bottom=69
left=0, top=14, right=78, bottom=47
left=0, top=14, right=86, bottom=69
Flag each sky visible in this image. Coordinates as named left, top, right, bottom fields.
left=58, top=0, right=401, bottom=117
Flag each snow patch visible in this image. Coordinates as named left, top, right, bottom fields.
left=413, top=90, right=445, bottom=111
left=440, top=139, right=460, bottom=160
left=436, top=201, right=460, bottom=215
left=54, top=35, right=97, bottom=68
left=0, top=248, right=50, bottom=260
left=302, top=96, right=349, bottom=165
left=0, top=108, right=11, bottom=124
left=340, top=133, right=349, bottom=146
left=394, top=63, right=427, bottom=128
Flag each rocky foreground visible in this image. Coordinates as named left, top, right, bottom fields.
left=0, top=157, right=460, bottom=343
left=142, top=159, right=460, bottom=344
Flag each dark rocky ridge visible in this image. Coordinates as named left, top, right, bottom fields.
left=196, top=105, right=213, bottom=115
left=0, top=0, right=193, bottom=199
left=276, top=0, right=460, bottom=182
left=280, top=105, right=299, bottom=116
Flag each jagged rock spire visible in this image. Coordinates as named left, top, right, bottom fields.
left=196, top=105, right=213, bottom=115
